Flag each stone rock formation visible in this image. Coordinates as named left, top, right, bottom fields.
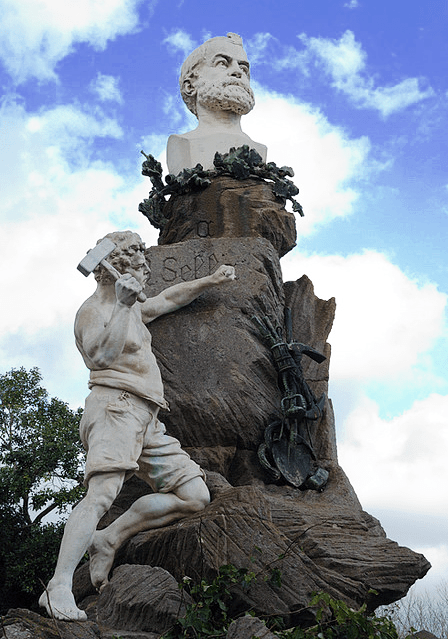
left=67, top=175, right=429, bottom=635
left=158, top=176, right=296, bottom=257
left=226, top=614, right=278, bottom=638
left=96, top=564, right=192, bottom=634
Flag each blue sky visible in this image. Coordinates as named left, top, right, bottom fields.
left=1, top=0, right=447, bottom=601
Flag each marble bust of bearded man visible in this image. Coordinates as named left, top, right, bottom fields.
left=167, top=32, right=267, bottom=176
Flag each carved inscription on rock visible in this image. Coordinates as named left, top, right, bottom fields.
left=197, top=220, right=213, bottom=237
left=161, top=253, right=219, bottom=283
left=146, top=237, right=283, bottom=301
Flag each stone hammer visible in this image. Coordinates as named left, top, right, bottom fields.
left=77, top=237, right=146, bottom=302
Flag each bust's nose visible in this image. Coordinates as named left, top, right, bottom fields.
left=228, top=60, right=242, bottom=77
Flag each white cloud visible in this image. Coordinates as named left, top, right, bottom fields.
left=140, top=134, right=171, bottom=163
left=344, top=0, right=359, bottom=8
left=298, top=30, right=435, bottom=117
left=200, top=30, right=213, bottom=43
left=0, top=96, right=158, bottom=405
left=0, top=98, right=157, bottom=339
left=261, top=30, right=434, bottom=117
left=244, top=87, right=371, bottom=234
left=281, top=250, right=447, bottom=381
left=338, top=393, right=448, bottom=516
left=28, top=103, right=123, bottom=142
left=0, top=0, right=145, bottom=83
left=1, top=97, right=123, bottom=215
left=366, top=78, right=435, bottom=116
left=91, top=73, right=123, bottom=103
left=245, top=33, right=275, bottom=64
left=163, top=28, right=197, bottom=58
left=301, top=30, right=365, bottom=78
left=162, top=94, right=185, bottom=128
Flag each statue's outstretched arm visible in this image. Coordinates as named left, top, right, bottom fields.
left=142, top=265, right=235, bottom=323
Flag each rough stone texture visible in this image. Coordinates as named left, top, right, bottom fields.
left=185, top=445, right=237, bottom=478
left=77, top=483, right=427, bottom=628
left=283, top=275, right=338, bottom=464
left=72, top=451, right=430, bottom=628
left=96, top=564, right=192, bottom=634
left=226, top=614, right=279, bottom=638
left=0, top=608, right=100, bottom=639
left=262, top=483, right=429, bottom=610
left=144, top=236, right=287, bottom=454
left=114, top=485, right=364, bottom=625
left=145, top=252, right=336, bottom=481
left=1, top=608, right=160, bottom=638
left=158, top=177, right=297, bottom=258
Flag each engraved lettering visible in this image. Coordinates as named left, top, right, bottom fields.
left=162, top=257, right=177, bottom=282
left=194, top=255, right=206, bottom=278
left=197, top=221, right=212, bottom=237
left=160, top=252, right=223, bottom=283
left=181, top=264, right=192, bottom=281
left=208, top=253, right=218, bottom=274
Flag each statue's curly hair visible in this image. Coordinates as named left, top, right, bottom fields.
left=93, top=231, right=149, bottom=284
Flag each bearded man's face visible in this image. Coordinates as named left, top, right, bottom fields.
left=193, top=42, right=255, bottom=116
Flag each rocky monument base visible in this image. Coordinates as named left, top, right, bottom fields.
left=62, top=178, right=428, bottom=636
left=6, top=179, right=430, bottom=639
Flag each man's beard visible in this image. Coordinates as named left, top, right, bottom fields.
left=196, top=78, right=255, bottom=116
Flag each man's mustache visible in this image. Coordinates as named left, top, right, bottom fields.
left=223, top=78, right=249, bottom=87
left=222, top=79, right=254, bottom=95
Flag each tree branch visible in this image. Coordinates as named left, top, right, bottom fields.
left=30, top=502, right=58, bottom=526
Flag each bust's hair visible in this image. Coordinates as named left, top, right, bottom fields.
left=93, top=230, right=148, bottom=284
left=179, top=33, right=245, bottom=116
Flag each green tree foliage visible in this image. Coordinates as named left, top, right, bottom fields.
left=0, top=367, right=85, bottom=612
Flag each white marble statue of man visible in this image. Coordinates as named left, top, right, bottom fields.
left=39, top=230, right=235, bottom=621
left=167, top=32, right=267, bottom=175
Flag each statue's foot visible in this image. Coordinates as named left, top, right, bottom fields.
left=38, top=584, right=87, bottom=621
left=88, top=530, right=115, bottom=593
